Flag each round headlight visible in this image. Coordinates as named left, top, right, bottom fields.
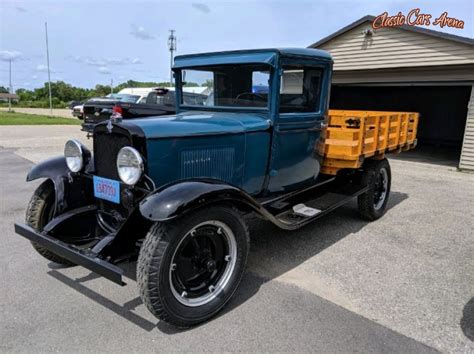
left=117, top=146, right=144, bottom=185
left=64, top=140, right=84, bottom=172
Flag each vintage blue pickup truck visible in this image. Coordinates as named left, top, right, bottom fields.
left=15, top=48, right=397, bottom=327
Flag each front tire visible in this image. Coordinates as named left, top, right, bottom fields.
left=137, top=206, right=249, bottom=327
left=357, top=158, right=391, bottom=221
left=26, top=180, right=75, bottom=266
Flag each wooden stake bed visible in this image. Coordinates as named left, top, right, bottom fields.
left=318, top=110, right=419, bottom=175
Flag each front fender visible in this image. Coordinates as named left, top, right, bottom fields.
left=139, top=179, right=267, bottom=222
left=27, top=156, right=70, bottom=215
left=27, top=156, right=69, bottom=182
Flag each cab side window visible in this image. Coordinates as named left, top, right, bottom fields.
left=279, top=66, right=323, bottom=113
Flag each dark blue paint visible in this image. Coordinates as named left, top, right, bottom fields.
left=130, top=111, right=270, bottom=138
left=173, top=48, right=332, bottom=69
left=128, top=48, right=333, bottom=196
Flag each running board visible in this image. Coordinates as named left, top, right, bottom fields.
left=14, top=223, right=125, bottom=286
left=274, top=185, right=368, bottom=227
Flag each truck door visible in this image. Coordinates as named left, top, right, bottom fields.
left=267, top=62, right=330, bottom=193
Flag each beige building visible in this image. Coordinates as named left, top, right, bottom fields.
left=309, top=15, right=474, bottom=171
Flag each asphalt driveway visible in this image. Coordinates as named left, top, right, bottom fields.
left=1, top=125, right=473, bottom=352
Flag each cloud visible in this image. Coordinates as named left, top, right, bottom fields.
left=85, top=58, right=106, bottom=66
left=98, top=66, right=111, bottom=74
left=74, top=56, right=141, bottom=66
left=0, top=50, right=23, bottom=61
left=32, top=75, right=38, bottom=79
left=36, top=64, right=49, bottom=72
left=16, top=6, right=27, bottom=12
left=36, top=64, right=58, bottom=73
left=192, top=3, right=210, bottom=13
left=130, top=24, right=154, bottom=40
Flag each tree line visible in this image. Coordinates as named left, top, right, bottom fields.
left=0, top=80, right=198, bottom=108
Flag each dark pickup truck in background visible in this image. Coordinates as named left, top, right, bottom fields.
left=82, top=89, right=208, bottom=134
left=82, top=92, right=170, bottom=133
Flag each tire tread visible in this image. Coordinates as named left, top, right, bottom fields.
left=137, top=206, right=249, bottom=327
left=26, top=180, right=75, bottom=266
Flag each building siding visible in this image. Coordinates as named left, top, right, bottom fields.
left=331, top=65, right=474, bottom=84
left=459, top=86, right=474, bottom=170
left=319, top=23, right=474, bottom=71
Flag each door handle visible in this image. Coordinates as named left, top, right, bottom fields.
left=309, top=122, right=327, bottom=131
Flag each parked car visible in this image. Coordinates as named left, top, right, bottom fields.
left=67, top=100, right=82, bottom=110
left=71, top=104, right=84, bottom=119
left=81, top=91, right=170, bottom=133
left=14, top=48, right=418, bottom=328
left=82, top=89, right=208, bottom=134
left=82, top=93, right=145, bottom=131
left=111, top=88, right=177, bottom=121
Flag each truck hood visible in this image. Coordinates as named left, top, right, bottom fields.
left=127, top=111, right=271, bottom=139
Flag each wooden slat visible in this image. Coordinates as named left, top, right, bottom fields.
left=320, top=110, right=420, bottom=174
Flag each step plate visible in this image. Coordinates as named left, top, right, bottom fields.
left=276, top=188, right=367, bottom=227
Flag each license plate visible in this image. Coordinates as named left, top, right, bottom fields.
left=93, top=176, right=120, bottom=204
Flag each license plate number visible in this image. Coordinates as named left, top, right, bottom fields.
left=93, top=176, right=120, bottom=204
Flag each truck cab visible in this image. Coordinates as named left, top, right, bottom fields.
left=15, top=48, right=406, bottom=328
left=167, top=48, right=332, bottom=194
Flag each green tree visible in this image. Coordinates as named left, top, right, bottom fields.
left=94, top=84, right=112, bottom=97
left=202, top=79, right=214, bottom=88
left=0, top=86, right=9, bottom=93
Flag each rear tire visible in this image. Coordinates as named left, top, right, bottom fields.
left=357, top=158, right=391, bottom=221
left=26, top=180, right=75, bottom=266
left=137, top=206, right=249, bottom=327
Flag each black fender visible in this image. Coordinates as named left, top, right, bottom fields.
left=27, top=156, right=69, bottom=182
left=139, top=179, right=280, bottom=225
left=27, top=156, right=70, bottom=215
left=26, top=156, right=93, bottom=216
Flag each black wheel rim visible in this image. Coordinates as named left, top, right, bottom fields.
left=169, top=220, right=237, bottom=307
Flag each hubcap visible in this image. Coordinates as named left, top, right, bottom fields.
left=373, top=167, right=388, bottom=210
left=169, top=220, right=237, bottom=307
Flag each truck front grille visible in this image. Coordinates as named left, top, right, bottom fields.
left=93, top=132, right=132, bottom=180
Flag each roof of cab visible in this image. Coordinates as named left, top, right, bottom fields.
left=173, top=48, right=332, bottom=68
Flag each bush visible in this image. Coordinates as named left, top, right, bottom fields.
left=0, top=100, right=67, bottom=108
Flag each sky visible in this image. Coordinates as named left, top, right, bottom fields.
left=1, top=0, right=473, bottom=90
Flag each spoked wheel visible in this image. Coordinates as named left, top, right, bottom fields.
left=358, top=158, right=391, bottom=220
left=137, top=206, right=249, bottom=327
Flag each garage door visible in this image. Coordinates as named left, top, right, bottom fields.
left=330, top=86, right=471, bottom=150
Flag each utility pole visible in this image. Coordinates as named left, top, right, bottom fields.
left=110, top=78, right=113, bottom=94
left=8, top=59, right=12, bottom=113
left=45, top=22, right=53, bottom=116
left=167, top=30, right=176, bottom=87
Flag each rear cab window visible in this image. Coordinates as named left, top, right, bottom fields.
left=279, top=66, right=323, bottom=114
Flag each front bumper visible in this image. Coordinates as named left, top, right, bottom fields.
left=14, top=223, right=125, bottom=285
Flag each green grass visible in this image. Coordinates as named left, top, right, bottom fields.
left=0, top=111, right=80, bottom=125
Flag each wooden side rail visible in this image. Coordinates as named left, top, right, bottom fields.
left=318, top=110, right=419, bottom=175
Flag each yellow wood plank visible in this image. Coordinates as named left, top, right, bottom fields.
left=320, top=110, right=419, bottom=175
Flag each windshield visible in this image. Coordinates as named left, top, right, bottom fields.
left=179, top=64, right=271, bottom=109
